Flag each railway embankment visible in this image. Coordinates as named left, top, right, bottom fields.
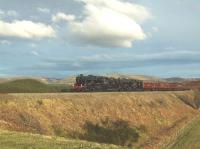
left=0, top=90, right=199, bottom=148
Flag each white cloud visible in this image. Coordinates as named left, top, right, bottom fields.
left=37, top=7, right=50, bottom=14
left=77, top=0, right=151, bottom=22
left=29, top=43, right=37, bottom=48
left=79, top=50, right=200, bottom=62
left=152, top=27, right=159, bottom=32
left=165, top=46, right=175, bottom=50
left=0, top=9, right=5, bottom=16
left=80, top=54, right=113, bottom=61
left=0, top=20, right=56, bottom=39
left=52, top=12, right=75, bottom=22
left=0, top=10, right=19, bottom=17
left=7, top=10, right=18, bottom=17
left=0, top=40, right=11, bottom=45
left=31, top=51, right=39, bottom=56
left=59, top=0, right=151, bottom=48
left=0, top=10, right=5, bottom=19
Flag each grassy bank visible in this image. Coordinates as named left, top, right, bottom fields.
left=166, top=115, right=200, bottom=149
left=0, top=79, right=71, bottom=93
left=0, top=130, right=123, bottom=149
left=0, top=91, right=199, bottom=148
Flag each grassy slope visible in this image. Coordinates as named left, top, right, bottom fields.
left=0, top=91, right=199, bottom=148
left=167, top=116, right=200, bottom=149
left=0, top=130, right=123, bottom=149
left=0, top=79, right=70, bottom=93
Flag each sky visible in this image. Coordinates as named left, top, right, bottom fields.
left=0, top=0, right=200, bottom=78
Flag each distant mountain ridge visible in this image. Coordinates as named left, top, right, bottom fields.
left=1, top=75, right=200, bottom=85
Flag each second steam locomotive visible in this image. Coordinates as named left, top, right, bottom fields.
left=73, top=74, right=186, bottom=92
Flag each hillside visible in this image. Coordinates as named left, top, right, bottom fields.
left=0, top=79, right=70, bottom=93
left=0, top=91, right=199, bottom=148
left=0, top=76, right=76, bottom=85
left=105, top=73, right=163, bottom=81
left=0, top=130, right=122, bottom=149
left=0, top=77, right=51, bottom=84
left=165, top=116, right=200, bottom=149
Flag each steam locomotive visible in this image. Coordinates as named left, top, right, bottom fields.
left=73, top=74, right=186, bottom=92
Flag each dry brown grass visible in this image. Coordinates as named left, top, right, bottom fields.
left=0, top=91, right=199, bottom=148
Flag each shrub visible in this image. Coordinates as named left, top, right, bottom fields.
left=70, top=118, right=142, bottom=147
left=37, top=100, right=43, bottom=106
left=52, top=125, right=67, bottom=137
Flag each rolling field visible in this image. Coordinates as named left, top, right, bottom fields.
left=0, top=91, right=200, bottom=148
left=167, top=116, right=200, bottom=149
left=0, top=130, right=123, bottom=149
left=0, top=79, right=71, bottom=93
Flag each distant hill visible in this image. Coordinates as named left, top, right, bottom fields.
left=62, top=75, right=200, bottom=84
left=165, top=77, right=200, bottom=83
left=164, top=77, right=187, bottom=83
left=1, top=75, right=199, bottom=86
left=0, top=79, right=70, bottom=93
left=0, top=76, right=74, bottom=85
left=106, top=73, right=164, bottom=82
left=0, top=77, right=50, bottom=84
left=56, top=76, right=76, bottom=85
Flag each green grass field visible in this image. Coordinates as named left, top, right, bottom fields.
left=168, top=116, right=200, bottom=149
left=0, top=130, right=124, bottom=149
left=0, top=79, right=71, bottom=93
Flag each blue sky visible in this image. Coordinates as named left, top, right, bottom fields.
left=0, top=0, right=200, bottom=78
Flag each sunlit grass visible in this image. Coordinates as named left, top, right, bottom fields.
left=0, top=79, right=70, bottom=93
left=0, top=130, right=124, bottom=149
left=169, top=117, right=200, bottom=149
